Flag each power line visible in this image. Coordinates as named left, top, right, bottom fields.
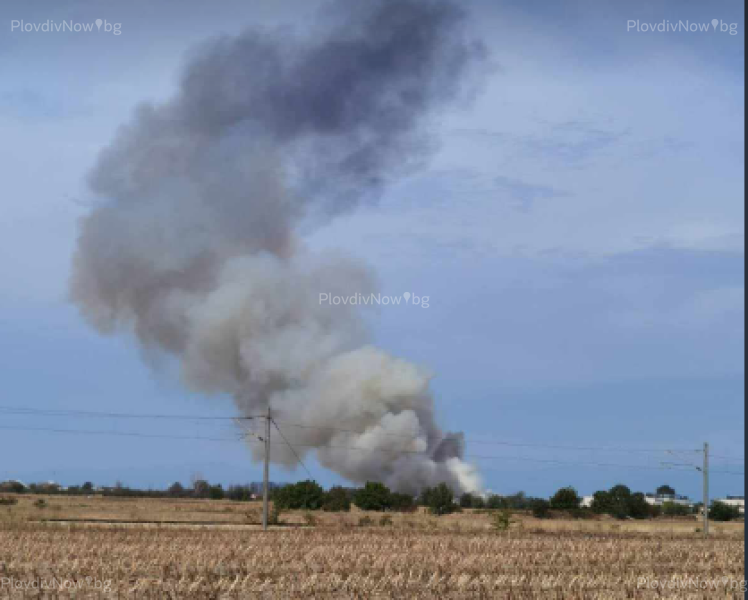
left=0, top=404, right=713, bottom=456
left=0, top=423, right=709, bottom=474
left=272, top=420, right=314, bottom=481
left=0, top=424, right=242, bottom=442
left=0, top=405, right=262, bottom=421
left=244, top=418, right=705, bottom=456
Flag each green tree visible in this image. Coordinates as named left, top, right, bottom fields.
left=628, top=492, right=650, bottom=519
left=656, top=484, right=676, bottom=496
left=193, top=480, right=211, bottom=498
left=550, top=486, right=581, bottom=510
left=471, top=495, right=486, bottom=509
left=209, top=484, right=225, bottom=500
left=322, top=486, right=351, bottom=512
left=709, top=501, right=741, bottom=522
left=389, top=492, right=415, bottom=512
left=273, top=481, right=325, bottom=510
left=168, top=482, right=185, bottom=497
left=459, top=492, right=474, bottom=508
left=424, top=483, right=456, bottom=516
left=608, top=484, right=633, bottom=519
left=590, top=490, right=612, bottom=514
left=353, top=482, right=391, bottom=511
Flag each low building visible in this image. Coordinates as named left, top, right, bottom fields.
left=715, top=495, right=744, bottom=514
left=580, top=495, right=594, bottom=508
left=644, top=493, right=692, bottom=507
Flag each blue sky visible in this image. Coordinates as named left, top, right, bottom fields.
left=0, top=0, right=743, bottom=499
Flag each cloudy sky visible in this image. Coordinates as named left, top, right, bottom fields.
left=0, top=0, right=743, bottom=499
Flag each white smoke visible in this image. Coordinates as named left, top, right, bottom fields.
left=71, top=0, right=484, bottom=494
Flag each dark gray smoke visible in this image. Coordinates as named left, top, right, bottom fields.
left=71, top=0, right=484, bottom=494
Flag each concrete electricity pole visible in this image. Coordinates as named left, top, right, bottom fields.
left=702, top=441, right=709, bottom=538
left=262, top=407, right=271, bottom=531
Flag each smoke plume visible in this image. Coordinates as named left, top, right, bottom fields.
left=71, top=0, right=484, bottom=494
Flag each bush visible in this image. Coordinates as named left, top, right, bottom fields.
left=710, top=501, right=741, bottom=522
left=322, top=486, right=351, bottom=512
left=422, top=483, right=457, bottom=516
left=358, top=515, right=374, bottom=527
left=0, top=497, right=18, bottom=506
left=662, top=501, right=690, bottom=517
left=209, top=484, right=225, bottom=500
left=531, top=499, right=550, bottom=519
left=353, top=482, right=391, bottom=512
left=471, top=495, right=485, bottom=509
left=550, top=487, right=581, bottom=510
left=492, top=509, right=515, bottom=531
left=33, top=499, right=47, bottom=509
left=379, top=515, right=393, bottom=527
left=273, top=481, right=325, bottom=510
left=303, top=512, right=318, bottom=526
left=486, top=494, right=505, bottom=510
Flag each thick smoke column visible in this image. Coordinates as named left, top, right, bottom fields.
left=71, top=0, right=483, bottom=494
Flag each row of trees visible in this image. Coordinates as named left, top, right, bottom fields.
left=272, top=481, right=420, bottom=513
left=3, top=478, right=741, bottom=521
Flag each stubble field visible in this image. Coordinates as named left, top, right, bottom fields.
left=0, top=494, right=744, bottom=598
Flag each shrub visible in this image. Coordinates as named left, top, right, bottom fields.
left=486, top=494, right=505, bottom=510
left=531, top=499, right=550, bottom=519
left=492, top=509, right=515, bottom=531
left=209, top=484, right=225, bottom=500
left=662, top=501, right=690, bottom=517
left=0, top=497, right=18, bottom=506
left=33, top=499, right=47, bottom=509
left=358, top=515, right=374, bottom=527
left=303, top=512, right=318, bottom=526
left=379, top=515, right=393, bottom=526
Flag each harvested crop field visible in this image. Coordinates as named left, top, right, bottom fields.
left=1, top=522, right=744, bottom=598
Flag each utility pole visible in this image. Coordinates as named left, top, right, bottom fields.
left=262, top=406, right=271, bottom=531
left=703, top=441, right=709, bottom=538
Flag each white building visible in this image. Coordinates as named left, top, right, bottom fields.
left=715, top=495, right=744, bottom=514
left=580, top=495, right=594, bottom=508
left=644, top=493, right=692, bottom=507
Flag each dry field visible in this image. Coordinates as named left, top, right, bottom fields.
left=0, top=494, right=744, bottom=598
